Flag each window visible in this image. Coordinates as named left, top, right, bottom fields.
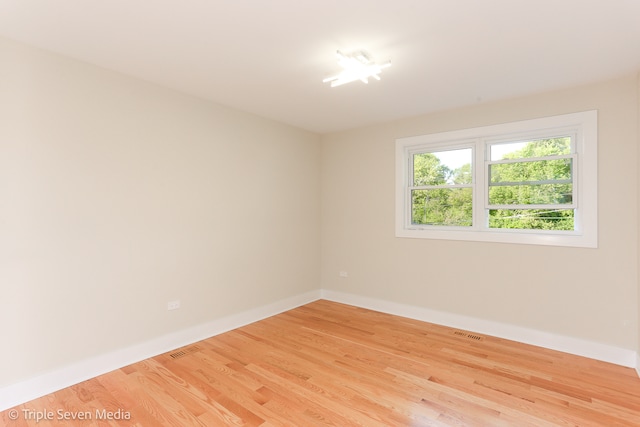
left=395, top=111, right=597, bottom=247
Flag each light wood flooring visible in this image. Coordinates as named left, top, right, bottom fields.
left=2, top=299, right=640, bottom=426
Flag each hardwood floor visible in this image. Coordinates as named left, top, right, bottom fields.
left=2, top=299, right=640, bottom=426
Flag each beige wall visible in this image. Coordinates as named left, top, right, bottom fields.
left=321, top=75, right=639, bottom=350
left=0, top=37, right=321, bottom=386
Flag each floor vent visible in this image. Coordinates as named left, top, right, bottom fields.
left=169, top=345, right=202, bottom=359
left=453, top=331, right=483, bottom=341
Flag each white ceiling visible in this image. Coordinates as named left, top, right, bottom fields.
left=1, top=0, right=640, bottom=134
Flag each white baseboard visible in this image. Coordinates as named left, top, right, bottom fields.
left=2, top=288, right=637, bottom=411
left=0, top=290, right=322, bottom=412
left=320, top=289, right=638, bottom=369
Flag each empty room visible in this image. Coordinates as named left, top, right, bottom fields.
left=1, top=1, right=640, bottom=426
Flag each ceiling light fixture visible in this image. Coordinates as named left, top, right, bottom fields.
left=323, top=50, right=391, bottom=87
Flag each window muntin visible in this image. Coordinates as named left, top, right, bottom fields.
left=395, top=111, right=597, bottom=247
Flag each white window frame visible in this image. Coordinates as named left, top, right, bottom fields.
left=395, top=111, right=597, bottom=248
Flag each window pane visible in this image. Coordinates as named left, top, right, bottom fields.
left=490, top=137, right=571, bottom=161
left=411, top=188, right=472, bottom=226
left=489, top=209, right=574, bottom=230
left=489, top=183, right=573, bottom=205
left=413, top=148, right=472, bottom=186
left=490, top=158, right=572, bottom=183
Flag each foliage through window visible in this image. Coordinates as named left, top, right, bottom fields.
left=396, top=111, right=597, bottom=247
left=411, top=148, right=473, bottom=227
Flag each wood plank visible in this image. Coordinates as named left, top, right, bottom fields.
left=2, top=300, right=640, bottom=426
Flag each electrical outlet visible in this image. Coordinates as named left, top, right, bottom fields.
left=339, top=271, right=349, bottom=278
left=167, top=300, right=181, bottom=310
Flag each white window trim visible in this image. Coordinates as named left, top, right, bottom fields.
left=395, top=111, right=597, bottom=248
